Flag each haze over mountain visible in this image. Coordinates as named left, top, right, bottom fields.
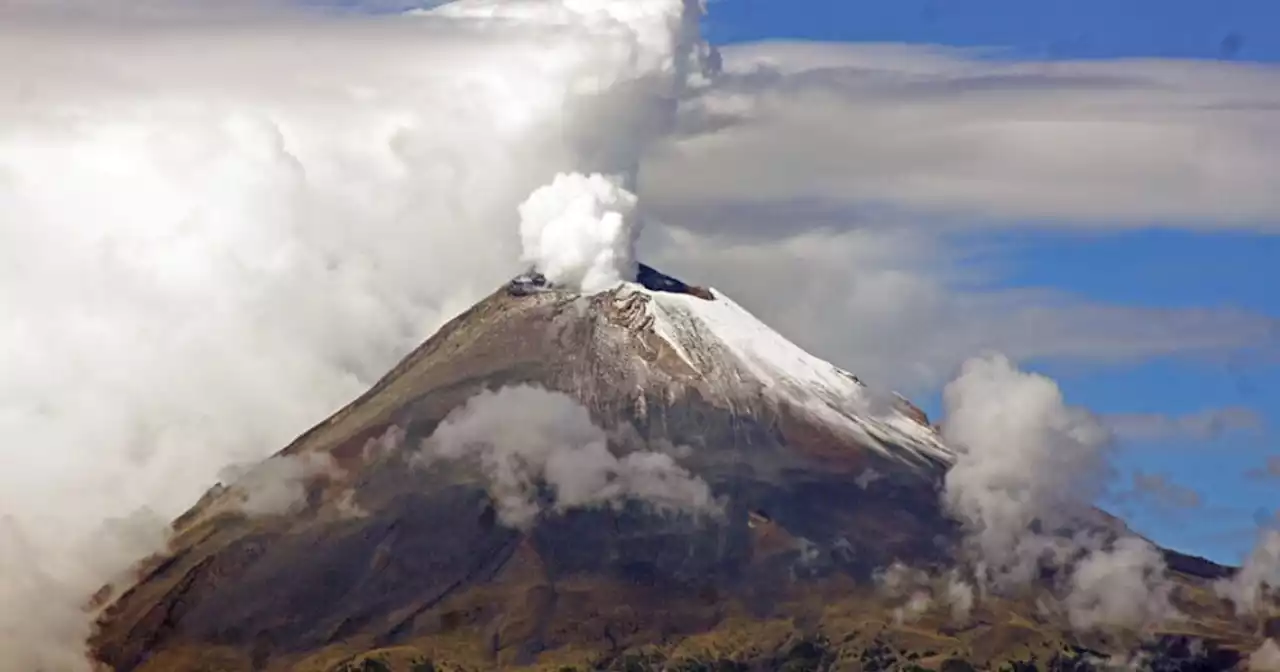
left=0, top=0, right=1277, bottom=670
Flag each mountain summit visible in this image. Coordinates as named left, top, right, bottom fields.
left=91, top=266, right=1258, bottom=672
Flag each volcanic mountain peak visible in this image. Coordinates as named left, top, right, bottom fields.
left=513, top=262, right=950, bottom=468
left=636, top=281, right=951, bottom=467
left=89, top=264, right=1258, bottom=672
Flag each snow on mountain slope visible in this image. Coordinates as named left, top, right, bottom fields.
left=633, top=284, right=954, bottom=467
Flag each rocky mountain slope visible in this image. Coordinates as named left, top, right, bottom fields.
left=90, top=266, right=1264, bottom=672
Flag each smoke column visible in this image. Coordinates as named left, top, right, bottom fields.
left=0, top=0, right=714, bottom=667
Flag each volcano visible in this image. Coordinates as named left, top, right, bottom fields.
left=91, top=266, right=1262, bottom=672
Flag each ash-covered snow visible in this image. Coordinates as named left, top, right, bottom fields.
left=634, top=285, right=953, bottom=467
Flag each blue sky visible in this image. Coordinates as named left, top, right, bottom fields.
left=703, top=1, right=1279, bottom=565
left=707, top=0, right=1280, bottom=61
left=1007, top=231, right=1278, bottom=561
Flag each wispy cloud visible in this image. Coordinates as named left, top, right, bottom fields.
left=1125, top=472, right=1203, bottom=511
left=639, top=40, right=1280, bottom=391
left=648, top=225, right=1279, bottom=391
left=646, top=41, right=1280, bottom=229
left=1248, top=456, right=1280, bottom=480
left=1104, top=407, right=1264, bottom=442
left=0, top=1, right=709, bottom=666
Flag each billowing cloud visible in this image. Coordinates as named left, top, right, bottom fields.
left=422, top=385, right=721, bottom=528
left=518, top=172, right=641, bottom=293
left=938, top=353, right=1178, bottom=633
left=0, top=0, right=711, bottom=666
left=1064, top=537, right=1177, bottom=632
left=940, top=353, right=1115, bottom=585
left=0, top=1, right=1268, bottom=666
left=0, top=510, right=168, bottom=672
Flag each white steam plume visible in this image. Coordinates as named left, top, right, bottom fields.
left=873, top=563, right=976, bottom=624
left=1064, top=537, right=1176, bottom=632
left=945, top=571, right=977, bottom=622
left=218, top=452, right=345, bottom=518
left=941, top=353, right=1115, bottom=586
left=422, top=385, right=721, bottom=528
left=518, top=172, right=641, bottom=293
left=0, top=0, right=713, bottom=667
left=495, top=0, right=718, bottom=293
left=939, top=353, right=1176, bottom=632
left=1215, top=529, right=1280, bottom=615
